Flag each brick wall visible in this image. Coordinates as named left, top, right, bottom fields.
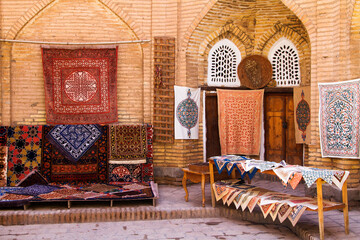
left=0, top=0, right=360, bottom=186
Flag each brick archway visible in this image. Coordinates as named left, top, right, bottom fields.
left=5, top=0, right=145, bottom=41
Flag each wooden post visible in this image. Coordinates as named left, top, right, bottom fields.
left=342, top=180, right=349, bottom=234
left=317, top=179, right=324, bottom=240
left=201, top=174, right=206, bottom=207
left=209, top=161, right=215, bottom=207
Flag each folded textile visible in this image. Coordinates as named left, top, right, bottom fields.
left=16, top=170, right=48, bottom=187
left=9, top=184, right=61, bottom=196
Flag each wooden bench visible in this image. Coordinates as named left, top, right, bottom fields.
left=208, top=158, right=349, bottom=240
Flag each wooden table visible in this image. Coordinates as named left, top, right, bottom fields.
left=208, top=158, right=349, bottom=240
left=182, top=168, right=210, bottom=207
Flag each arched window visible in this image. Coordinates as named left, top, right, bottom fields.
left=268, top=37, right=301, bottom=87
left=207, top=39, right=241, bottom=87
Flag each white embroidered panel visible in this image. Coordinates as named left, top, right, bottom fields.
left=268, top=37, right=301, bottom=87
left=207, top=39, right=241, bottom=87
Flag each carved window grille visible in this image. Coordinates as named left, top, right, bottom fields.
left=207, top=39, right=241, bottom=87
left=153, top=37, right=175, bottom=143
left=268, top=37, right=301, bottom=87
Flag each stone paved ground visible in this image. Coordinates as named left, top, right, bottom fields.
left=0, top=177, right=359, bottom=240
left=0, top=217, right=299, bottom=240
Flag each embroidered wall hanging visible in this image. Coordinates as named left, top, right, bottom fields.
left=0, top=146, right=7, bottom=187
left=7, top=126, right=43, bottom=186
left=319, top=79, right=360, bottom=158
left=174, top=86, right=200, bottom=139
left=293, top=86, right=311, bottom=144
left=109, top=124, right=148, bottom=164
left=47, top=125, right=102, bottom=163
left=217, top=89, right=264, bottom=155
left=41, top=125, right=108, bottom=184
left=41, top=46, right=118, bottom=124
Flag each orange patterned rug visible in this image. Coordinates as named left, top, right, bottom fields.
left=217, top=89, right=264, bottom=155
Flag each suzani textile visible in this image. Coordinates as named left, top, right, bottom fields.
left=41, top=125, right=108, bottom=184
left=47, top=125, right=102, bottom=163
left=294, top=86, right=311, bottom=144
left=174, top=86, right=200, bottom=139
left=41, top=47, right=118, bottom=124
left=217, top=89, right=264, bottom=155
left=109, top=125, right=147, bottom=164
left=319, top=79, right=360, bottom=158
left=7, top=126, right=43, bottom=186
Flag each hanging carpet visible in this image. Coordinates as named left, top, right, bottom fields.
left=7, top=126, right=43, bottom=186
left=217, top=89, right=264, bottom=155
left=319, top=79, right=360, bottom=158
left=174, top=86, right=200, bottom=139
left=293, top=86, right=311, bottom=144
left=109, top=124, right=148, bottom=164
left=41, top=125, right=108, bottom=184
left=47, top=124, right=102, bottom=163
left=41, top=46, right=118, bottom=124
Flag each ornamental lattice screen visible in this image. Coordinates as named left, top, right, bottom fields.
left=153, top=37, right=175, bottom=143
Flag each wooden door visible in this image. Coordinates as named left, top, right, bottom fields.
left=205, top=93, right=221, bottom=159
left=265, top=93, right=303, bottom=165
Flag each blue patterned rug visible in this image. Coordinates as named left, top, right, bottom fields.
left=47, top=125, right=102, bottom=163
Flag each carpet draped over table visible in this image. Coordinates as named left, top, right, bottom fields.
left=41, top=46, right=118, bottom=124
left=217, top=89, right=264, bottom=155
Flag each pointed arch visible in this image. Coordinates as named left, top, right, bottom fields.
left=199, top=23, right=253, bottom=56
left=5, top=0, right=145, bottom=41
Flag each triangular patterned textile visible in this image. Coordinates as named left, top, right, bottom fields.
left=259, top=203, right=275, bottom=218
left=212, top=183, right=229, bottom=201
left=288, top=205, right=307, bottom=226
left=301, top=168, right=334, bottom=188
left=332, top=170, right=350, bottom=190
left=269, top=202, right=284, bottom=221
left=278, top=204, right=292, bottom=223
left=226, top=189, right=242, bottom=206
left=233, top=191, right=248, bottom=209
left=226, top=162, right=236, bottom=174
left=247, top=196, right=259, bottom=213
left=241, top=190, right=259, bottom=211
left=47, top=125, right=102, bottom=163
left=289, top=172, right=303, bottom=190
left=214, top=159, right=228, bottom=174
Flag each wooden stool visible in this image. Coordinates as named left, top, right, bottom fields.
left=181, top=168, right=210, bottom=207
